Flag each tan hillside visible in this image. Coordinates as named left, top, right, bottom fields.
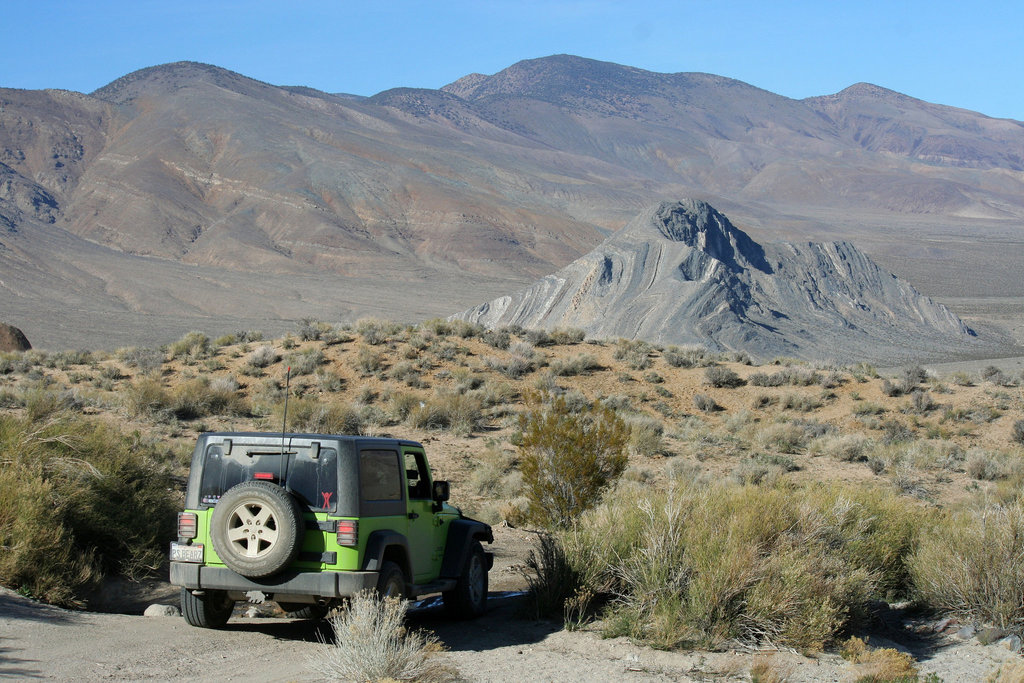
left=2, top=318, right=1021, bottom=519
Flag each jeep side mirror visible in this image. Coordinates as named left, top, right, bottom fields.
left=432, top=480, right=450, bottom=503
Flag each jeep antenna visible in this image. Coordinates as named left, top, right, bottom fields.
left=281, top=366, right=291, bottom=458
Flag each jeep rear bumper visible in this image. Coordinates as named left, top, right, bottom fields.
left=170, top=562, right=379, bottom=598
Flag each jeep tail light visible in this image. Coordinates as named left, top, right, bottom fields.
left=336, top=520, right=358, bottom=547
left=178, top=512, right=198, bottom=540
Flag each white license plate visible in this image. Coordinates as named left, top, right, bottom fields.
left=170, top=542, right=203, bottom=563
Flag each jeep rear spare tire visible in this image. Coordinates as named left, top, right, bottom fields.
left=210, top=481, right=303, bottom=578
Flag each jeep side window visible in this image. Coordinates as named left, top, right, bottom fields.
left=404, top=451, right=430, bottom=500
left=359, top=450, right=402, bottom=501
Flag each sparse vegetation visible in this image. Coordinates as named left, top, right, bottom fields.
left=308, top=590, right=459, bottom=682
left=2, top=317, right=1023, bottom=663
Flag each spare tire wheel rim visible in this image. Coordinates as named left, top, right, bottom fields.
left=225, top=501, right=280, bottom=558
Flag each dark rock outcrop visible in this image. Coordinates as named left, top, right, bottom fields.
left=0, top=323, right=31, bottom=351
left=454, top=200, right=985, bottom=363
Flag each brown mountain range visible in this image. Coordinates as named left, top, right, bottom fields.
left=1, top=55, right=1022, bottom=353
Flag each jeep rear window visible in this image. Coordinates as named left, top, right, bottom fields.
left=199, top=445, right=338, bottom=512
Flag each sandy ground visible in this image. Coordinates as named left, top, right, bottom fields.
left=3, top=526, right=1021, bottom=682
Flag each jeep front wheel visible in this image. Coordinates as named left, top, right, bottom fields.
left=180, top=588, right=234, bottom=628
left=210, top=481, right=303, bottom=578
left=443, top=541, right=487, bottom=618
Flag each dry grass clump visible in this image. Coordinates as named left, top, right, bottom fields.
left=407, top=390, right=483, bottom=436
left=284, top=348, right=325, bottom=375
left=911, top=499, right=1024, bottom=630
left=613, top=339, right=653, bottom=370
left=282, top=397, right=365, bottom=435
left=309, top=590, right=459, bottom=683
left=167, top=331, right=211, bottom=361
left=355, top=317, right=404, bottom=345
left=550, top=353, right=600, bottom=377
left=554, top=481, right=923, bottom=651
left=839, top=636, right=919, bottom=681
left=244, top=344, right=280, bottom=371
left=705, top=365, right=746, bottom=388
left=0, top=412, right=178, bottom=606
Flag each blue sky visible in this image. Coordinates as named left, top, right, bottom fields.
left=2, top=0, right=1020, bottom=120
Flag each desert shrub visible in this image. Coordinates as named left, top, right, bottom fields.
left=780, top=392, right=822, bottom=412
left=283, top=398, right=364, bottom=435
left=550, top=353, right=600, bottom=377
left=628, top=415, right=665, bottom=457
left=693, top=394, right=720, bottom=412
left=246, top=345, right=280, bottom=370
left=296, top=317, right=333, bottom=341
left=750, top=393, right=778, bottom=410
left=853, top=401, right=886, bottom=416
left=115, top=347, right=164, bottom=373
left=663, top=345, right=711, bottom=368
left=482, top=345, right=537, bottom=378
left=522, top=532, right=585, bottom=621
left=354, top=346, right=386, bottom=376
left=568, top=482, right=923, bottom=650
left=0, top=413, right=178, bottom=606
left=449, top=318, right=483, bottom=339
left=965, top=449, right=1006, bottom=481
left=407, top=390, right=483, bottom=436
left=169, top=378, right=249, bottom=419
left=808, top=434, right=871, bottom=462
left=1012, top=419, right=1024, bottom=446
left=167, top=331, right=211, bottom=361
left=480, top=327, right=511, bottom=350
left=910, top=499, right=1024, bottom=629
left=309, top=590, right=459, bottom=683
left=613, top=339, right=652, bottom=370
left=748, top=372, right=783, bottom=387
left=124, top=377, right=172, bottom=416
left=549, top=327, right=586, bottom=345
left=285, top=348, right=325, bottom=376
left=524, top=329, right=553, bottom=346
left=756, top=423, right=807, bottom=454
left=356, top=317, right=402, bottom=345
left=518, top=394, right=628, bottom=528
left=905, top=390, right=937, bottom=414
left=314, top=369, right=345, bottom=392
left=704, top=366, right=745, bottom=388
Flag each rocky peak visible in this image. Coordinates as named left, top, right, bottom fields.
left=618, top=200, right=772, bottom=273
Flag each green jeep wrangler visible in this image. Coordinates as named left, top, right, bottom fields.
left=170, top=432, right=493, bottom=628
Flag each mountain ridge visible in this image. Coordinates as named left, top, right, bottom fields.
left=1, top=55, right=1023, bottom=351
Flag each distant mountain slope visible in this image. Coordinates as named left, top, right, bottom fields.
left=454, top=200, right=987, bottom=363
left=1, top=55, right=1023, bottom=350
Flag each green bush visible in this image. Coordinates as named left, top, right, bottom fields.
left=563, top=481, right=924, bottom=650
left=910, top=500, right=1024, bottom=629
left=0, top=413, right=178, bottom=606
left=518, top=394, right=628, bottom=528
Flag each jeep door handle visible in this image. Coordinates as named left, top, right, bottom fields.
left=408, top=512, right=419, bottom=520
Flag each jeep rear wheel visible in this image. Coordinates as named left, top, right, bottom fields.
left=180, top=588, right=234, bottom=628
left=443, top=541, right=487, bottom=618
left=210, top=481, right=303, bottom=578
left=376, top=561, right=406, bottom=600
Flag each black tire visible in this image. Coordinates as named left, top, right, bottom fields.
left=278, top=602, right=330, bottom=620
left=180, top=588, right=234, bottom=628
left=443, top=541, right=488, bottom=619
left=210, top=481, right=304, bottom=579
left=376, top=561, right=406, bottom=600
